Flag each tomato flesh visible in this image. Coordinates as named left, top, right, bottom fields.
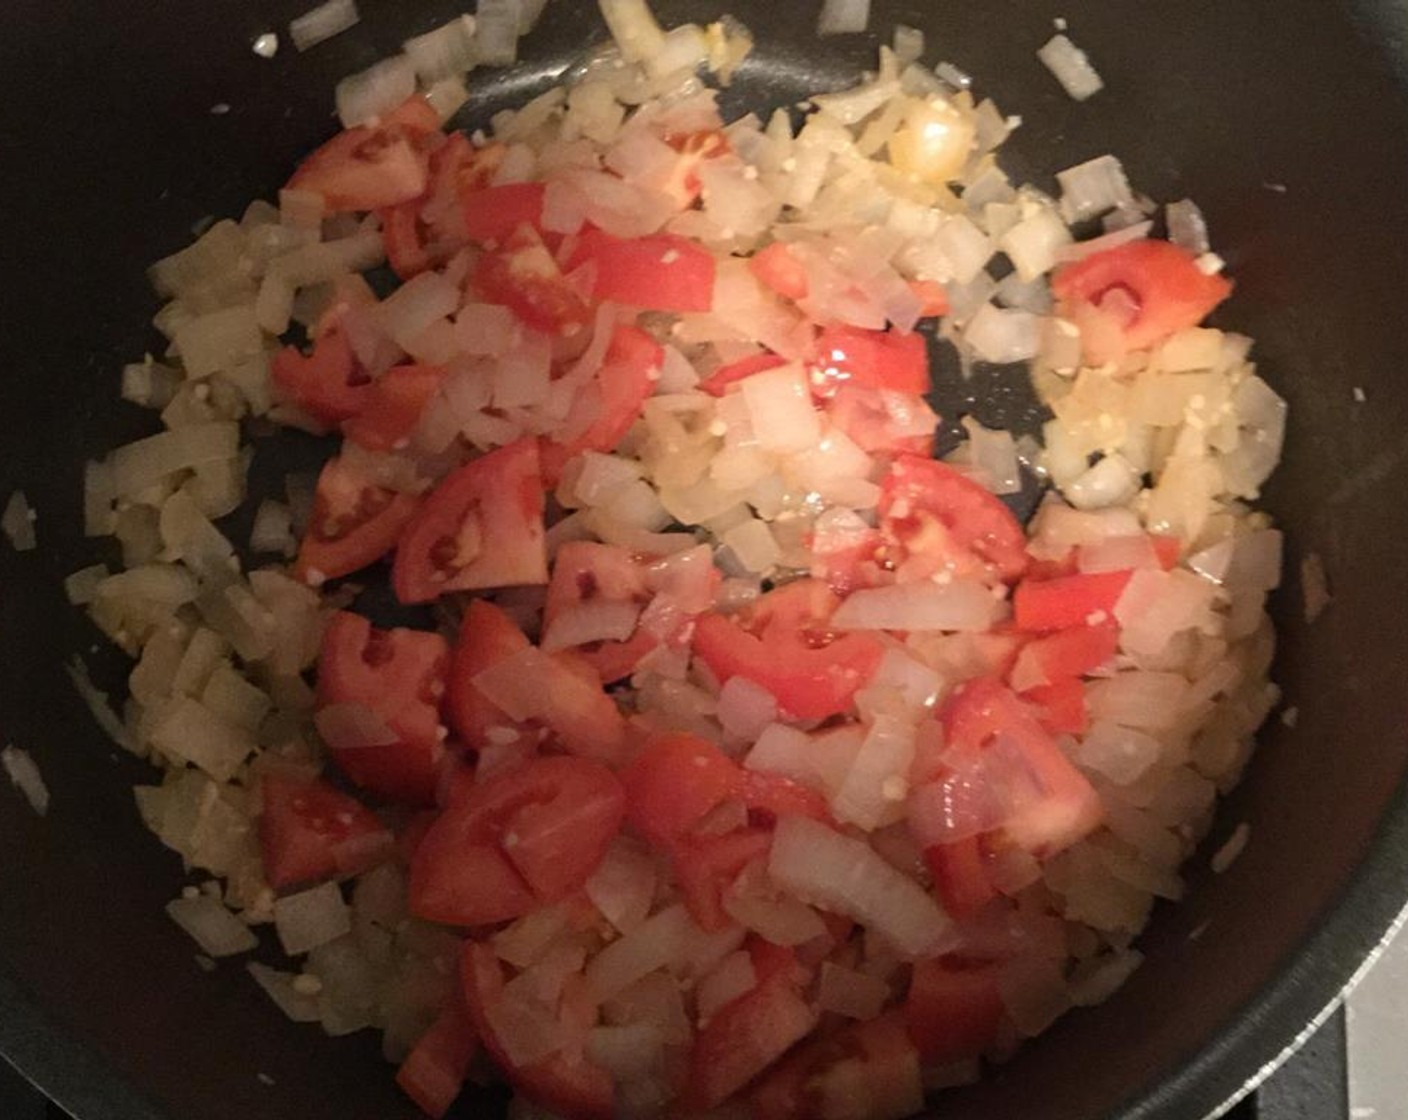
left=699, top=351, right=789, bottom=397
left=316, top=612, right=451, bottom=806
left=1051, top=239, right=1233, bottom=365
left=692, top=580, right=884, bottom=722
left=293, top=456, right=421, bottom=586
left=393, top=437, right=548, bottom=604
left=811, top=327, right=930, bottom=398
left=543, top=541, right=659, bottom=683
left=878, top=455, right=1029, bottom=583
left=259, top=772, right=394, bottom=891
left=567, top=229, right=716, bottom=312
left=1012, top=570, right=1133, bottom=632
left=473, top=223, right=590, bottom=335
left=748, top=241, right=810, bottom=301
left=395, top=994, right=479, bottom=1119
left=904, top=957, right=1005, bottom=1065
left=285, top=102, right=434, bottom=213
left=271, top=324, right=372, bottom=426
left=341, top=362, right=448, bottom=452
left=460, top=181, right=548, bottom=244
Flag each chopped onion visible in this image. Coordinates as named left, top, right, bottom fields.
left=768, top=816, right=953, bottom=959
left=290, top=0, right=360, bottom=51
left=167, top=895, right=258, bottom=957
left=2, top=746, right=48, bottom=816
left=832, top=581, right=1004, bottom=633
left=1166, top=199, right=1210, bottom=255
left=404, top=14, right=479, bottom=82
left=587, top=1022, right=666, bottom=1082
left=999, top=207, right=1071, bottom=282
left=149, top=697, right=256, bottom=782
left=2, top=490, right=36, bottom=551
left=585, top=839, right=657, bottom=933
left=817, top=961, right=890, bottom=1019
left=475, top=0, right=522, bottom=66
left=541, top=600, right=642, bottom=651
left=817, top=0, right=870, bottom=36
left=274, top=882, right=352, bottom=956
left=716, top=677, right=779, bottom=740
left=696, top=951, right=758, bottom=1022
left=1037, top=34, right=1104, bottom=101
left=585, top=903, right=694, bottom=1002
left=999, top=953, right=1072, bottom=1036
left=1074, top=721, right=1163, bottom=785
left=335, top=55, right=418, bottom=128
left=248, top=962, right=322, bottom=1022
left=1086, top=672, right=1191, bottom=732
left=964, top=304, right=1040, bottom=364
left=1211, top=822, right=1251, bottom=874
left=830, top=714, right=914, bottom=830
left=1057, top=156, right=1133, bottom=224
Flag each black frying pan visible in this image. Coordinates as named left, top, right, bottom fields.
left=4, top=1, right=1408, bottom=1118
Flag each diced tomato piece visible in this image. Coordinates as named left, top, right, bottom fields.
left=397, top=809, right=440, bottom=864
left=566, top=229, right=716, bottom=312
left=395, top=993, right=479, bottom=1119
left=687, top=968, right=816, bottom=1110
left=1012, top=570, right=1133, bottom=632
left=292, top=456, right=421, bottom=586
left=826, top=386, right=937, bottom=458
left=341, top=363, right=448, bottom=452
left=699, top=351, right=788, bottom=397
left=457, top=181, right=548, bottom=245
left=620, top=733, right=743, bottom=850
left=316, top=612, right=451, bottom=805
left=811, top=327, right=931, bottom=398
left=940, top=678, right=1103, bottom=857
left=1024, top=677, right=1089, bottom=736
left=692, top=580, right=884, bottom=722
left=909, top=279, right=951, bottom=318
left=738, top=770, right=832, bottom=829
left=272, top=324, right=372, bottom=426
left=878, top=455, right=1029, bottom=583
left=285, top=102, right=434, bottom=212
left=543, top=541, right=658, bottom=683
left=749, top=242, right=809, bottom=302
left=380, top=95, right=445, bottom=137
left=259, top=772, right=393, bottom=891
left=444, top=599, right=626, bottom=764
left=445, top=599, right=532, bottom=750
left=1150, top=533, right=1182, bottom=569
left=539, top=324, right=663, bottom=484
left=410, top=756, right=624, bottom=926
left=473, top=223, right=590, bottom=335
left=461, top=943, right=615, bottom=1120
left=393, top=437, right=548, bottom=604
left=1051, top=239, right=1233, bottom=365
left=1010, top=619, right=1120, bottom=688
left=924, top=835, right=999, bottom=920
left=904, top=957, right=1005, bottom=1066
left=752, top=1012, right=923, bottom=1120
left=674, top=828, right=773, bottom=932
left=380, top=200, right=435, bottom=280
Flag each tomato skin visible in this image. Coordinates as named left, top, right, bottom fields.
left=924, top=835, right=998, bottom=920
left=752, top=1012, right=922, bottom=1120
left=692, top=580, right=884, bottom=722
left=1051, top=239, right=1233, bottom=364
left=259, top=772, right=394, bottom=891
left=1010, top=619, right=1120, bottom=687
left=904, top=957, right=1005, bottom=1066
left=543, top=541, right=658, bottom=683
left=271, top=324, right=372, bottom=426
left=316, top=612, right=451, bottom=806
left=459, top=181, right=548, bottom=244
left=909, top=279, right=951, bottom=318
left=293, top=456, right=421, bottom=586
left=811, top=327, right=931, bottom=398
left=461, top=943, right=615, bottom=1120
left=341, top=363, right=448, bottom=452
left=410, top=756, right=624, bottom=926
left=878, top=455, right=1029, bottom=583
left=566, top=229, right=716, bottom=312
left=286, top=104, right=434, bottom=213
left=749, top=242, right=810, bottom=301
left=445, top=599, right=533, bottom=750
left=1012, top=570, right=1133, bottom=632
left=379, top=200, right=434, bottom=280
left=539, top=324, right=663, bottom=485
left=1024, top=677, right=1090, bottom=736
left=395, top=994, right=479, bottom=1119
left=686, top=966, right=817, bottom=1110
left=673, top=828, right=773, bottom=932
left=826, top=386, right=937, bottom=458
left=392, top=437, right=548, bottom=604
left=620, top=733, right=743, bottom=850
left=699, top=352, right=788, bottom=397
left=939, top=678, right=1103, bottom=857
left=472, top=223, right=590, bottom=335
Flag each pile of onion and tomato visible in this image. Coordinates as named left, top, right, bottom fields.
left=73, top=5, right=1286, bottom=1120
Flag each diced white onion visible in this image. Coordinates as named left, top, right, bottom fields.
left=832, top=581, right=1004, bottom=633
left=817, top=961, right=890, bottom=1019
left=167, top=895, right=259, bottom=957
left=2, top=490, right=36, bottom=552
left=290, top=0, right=360, bottom=51
left=2, top=746, right=48, bottom=816
left=1037, top=34, right=1104, bottom=101
left=274, top=882, right=352, bottom=956
left=817, top=0, right=871, bottom=35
